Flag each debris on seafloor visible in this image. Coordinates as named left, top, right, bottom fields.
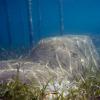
left=0, top=35, right=99, bottom=91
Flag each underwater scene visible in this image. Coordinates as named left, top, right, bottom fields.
left=0, top=0, right=100, bottom=100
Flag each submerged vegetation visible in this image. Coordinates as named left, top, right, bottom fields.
left=0, top=64, right=100, bottom=100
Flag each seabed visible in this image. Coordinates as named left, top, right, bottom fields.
left=0, top=35, right=100, bottom=100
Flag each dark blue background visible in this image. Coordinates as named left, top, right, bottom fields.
left=0, top=0, right=100, bottom=49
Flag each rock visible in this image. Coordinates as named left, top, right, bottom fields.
left=28, top=36, right=99, bottom=74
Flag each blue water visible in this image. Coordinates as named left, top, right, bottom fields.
left=0, top=0, right=100, bottom=49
